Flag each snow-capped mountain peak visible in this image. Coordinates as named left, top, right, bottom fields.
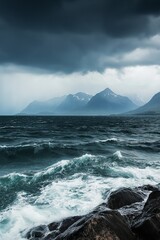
left=100, top=88, right=118, bottom=98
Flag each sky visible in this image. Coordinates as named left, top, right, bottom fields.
left=0, top=0, right=160, bottom=114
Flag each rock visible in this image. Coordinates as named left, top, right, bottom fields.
left=49, top=210, right=135, bottom=240
left=46, top=216, right=82, bottom=239
left=139, top=184, right=159, bottom=192
left=27, top=209, right=135, bottom=240
left=26, top=186, right=160, bottom=240
left=144, top=190, right=160, bottom=209
left=118, top=201, right=145, bottom=226
left=107, top=188, right=143, bottom=210
left=26, top=225, right=48, bottom=239
left=132, top=190, right=160, bottom=240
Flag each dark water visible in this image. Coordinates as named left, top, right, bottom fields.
left=0, top=116, right=160, bottom=239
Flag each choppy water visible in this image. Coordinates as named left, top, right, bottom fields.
left=0, top=116, right=160, bottom=239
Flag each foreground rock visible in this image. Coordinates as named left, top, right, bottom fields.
left=132, top=190, right=160, bottom=240
left=26, top=185, right=160, bottom=240
left=26, top=225, right=48, bottom=239
left=54, top=210, right=135, bottom=240
left=26, top=208, right=135, bottom=240
left=107, top=187, right=143, bottom=210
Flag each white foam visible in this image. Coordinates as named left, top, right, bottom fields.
left=33, top=159, right=70, bottom=180
left=0, top=144, right=7, bottom=149
left=75, top=153, right=95, bottom=160
left=95, top=138, right=118, bottom=143
left=113, top=150, right=123, bottom=159
left=0, top=172, right=27, bottom=181
left=109, top=165, right=160, bottom=187
left=0, top=195, right=48, bottom=240
left=0, top=175, right=107, bottom=240
left=1, top=154, right=160, bottom=240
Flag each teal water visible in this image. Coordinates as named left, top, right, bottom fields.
left=0, top=116, right=160, bottom=239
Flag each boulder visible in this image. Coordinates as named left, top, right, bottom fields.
left=138, top=184, right=159, bottom=192
left=132, top=190, right=160, bottom=240
left=26, top=216, right=82, bottom=240
left=26, top=225, right=48, bottom=239
left=26, top=209, right=135, bottom=240
left=107, top=188, right=143, bottom=210
left=26, top=186, right=160, bottom=240
left=54, top=210, right=135, bottom=240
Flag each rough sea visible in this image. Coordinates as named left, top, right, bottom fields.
left=0, top=116, right=160, bottom=240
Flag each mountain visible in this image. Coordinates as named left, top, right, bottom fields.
left=129, top=92, right=160, bottom=115
left=57, top=92, right=92, bottom=114
left=21, top=92, right=92, bottom=115
left=21, top=88, right=138, bottom=115
left=21, top=96, right=66, bottom=115
left=86, top=88, right=137, bottom=114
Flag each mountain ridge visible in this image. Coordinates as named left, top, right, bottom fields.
left=86, top=88, right=137, bottom=115
left=21, top=88, right=139, bottom=115
left=128, top=92, right=160, bottom=115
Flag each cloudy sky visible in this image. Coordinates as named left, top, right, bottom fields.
left=0, top=0, right=160, bottom=114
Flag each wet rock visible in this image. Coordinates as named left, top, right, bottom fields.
left=46, top=216, right=82, bottom=239
left=119, top=201, right=145, bottom=226
left=27, top=209, right=135, bottom=240
left=107, top=188, right=143, bottom=210
left=48, top=216, right=81, bottom=232
left=53, top=210, right=135, bottom=240
left=138, top=184, right=159, bottom=192
left=26, top=185, right=160, bottom=240
left=144, top=190, right=160, bottom=209
left=26, top=225, right=48, bottom=239
left=132, top=190, right=160, bottom=240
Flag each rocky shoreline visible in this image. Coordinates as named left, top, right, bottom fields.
left=25, top=184, right=160, bottom=240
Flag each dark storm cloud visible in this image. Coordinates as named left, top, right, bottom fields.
left=0, top=0, right=160, bottom=72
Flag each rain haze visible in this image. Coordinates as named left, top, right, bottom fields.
left=0, top=0, right=160, bottom=114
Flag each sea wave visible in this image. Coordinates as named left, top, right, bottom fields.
left=95, top=137, right=118, bottom=143
left=1, top=137, right=159, bottom=165
left=0, top=151, right=122, bottom=211
left=0, top=142, right=75, bottom=163
left=0, top=138, right=119, bottom=163
left=0, top=151, right=159, bottom=212
left=0, top=163, right=160, bottom=240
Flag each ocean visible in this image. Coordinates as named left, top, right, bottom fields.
left=0, top=116, right=160, bottom=239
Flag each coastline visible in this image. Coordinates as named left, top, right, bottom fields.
left=26, top=184, right=160, bottom=240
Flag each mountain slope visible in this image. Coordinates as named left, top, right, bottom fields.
left=21, top=92, right=92, bottom=115
left=129, top=92, right=160, bottom=115
left=20, top=89, right=138, bottom=115
left=21, top=96, right=66, bottom=115
left=86, top=88, right=137, bottom=114
left=57, top=92, right=92, bottom=114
